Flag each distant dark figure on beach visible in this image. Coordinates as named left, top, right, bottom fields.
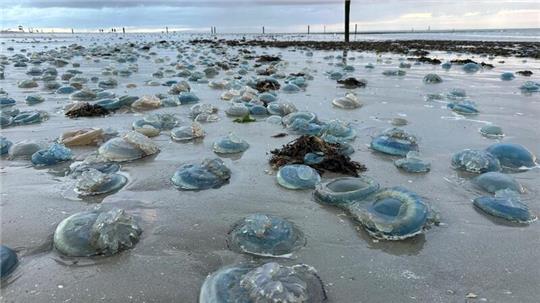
left=123, top=27, right=125, bottom=34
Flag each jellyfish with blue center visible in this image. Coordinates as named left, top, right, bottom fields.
left=282, top=111, right=318, bottom=127
left=394, top=151, right=431, bottom=173
left=1, top=137, right=12, bottom=155
left=485, top=143, right=537, bottom=170
left=447, top=88, right=467, bottom=100
left=519, top=81, right=540, bottom=92
left=423, top=73, right=442, bottom=84
left=314, top=176, right=380, bottom=207
left=480, top=125, right=504, bottom=139
left=370, top=128, right=419, bottom=157
left=75, top=168, right=127, bottom=196
left=441, top=62, right=452, bottom=70
left=56, top=86, right=77, bottom=94
left=0, top=97, right=16, bottom=108
left=25, top=95, right=44, bottom=105
left=171, top=158, right=231, bottom=190
left=472, top=172, right=523, bottom=194
left=31, top=143, right=73, bottom=166
left=447, top=100, right=479, bottom=115
left=53, top=208, right=142, bottom=257
left=228, top=214, right=305, bottom=257
left=199, top=262, right=326, bottom=303
left=0, top=245, right=18, bottom=278
left=451, top=149, right=501, bottom=173
left=463, top=63, right=480, bottom=73
left=267, top=102, right=297, bottom=117
left=500, top=72, right=515, bottom=81
left=473, top=189, right=536, bottom=224
left=98, top=131, right=160, bottom=162
left=178, top=92, right=200, bottom=105
left=249, top=104, right=268, bottom=116
left=281, top=83, right=301, bottom=93
left=346, top=187, right=432, bottom=240
left=213, top=133, right=249, bottom=154
left=258, top=92, right=277, bottom=104
left=319, top=120, right=356, bottom=143
left=277, top=164, right=321, bottom=190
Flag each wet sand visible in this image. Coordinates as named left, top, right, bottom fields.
left=1, top=34, right=539, bottom=302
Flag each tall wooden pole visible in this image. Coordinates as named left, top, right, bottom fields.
left=345, top=0, right=351, bottom=42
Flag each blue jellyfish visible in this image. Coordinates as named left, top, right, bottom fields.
left=281, top=83, right=301, bottom=93
left=225, top=104, right=250, bottom=117
left=451, top=149, right=501, bottom=173
left=319, top=120, right=356, bottom=143
left=519, top=81, right=540, bottom=92
left=423, top=73, right=442, bottom=84
left=171, top=122, right=205, bottom=142
left=56, top=86, right=77, bottom=94
left=463, top=63, right=480, bottom=73
left=314, top=176, right=380, bottom=206
left=472, top=172, right=523, bottom=194
left=0, top=245, right=18, bottom=278
left=394, top=151, right=431, bottom=173
left=213, top=133, right=249, bottom=154
left=479, top=125, right=504, bottom=139
left=485, top=143, right=537, bottom=170
left=228, top=214, right=305, bottom=257
left=473, top=189, right=536, bottom=224
left=346, top=187, right=431, bottom=240
left=178, top=92, right=200, bottom=105
left=500, top=72, right=515, bottom=81
left=171, top=158, right=231, bottom=190
left=25, top=95, right=44, bottom=105
left=31, top=143, right=73, bottom=166
left=98, top=132, right=160, bottom=162
left=441, top=62, right=452, bottom=70
left=53, top=208, right=142, bottom=257
left=199, top=262, right=326, bottom=303
left=75, top=169, right=127, bottom=196
left=370, top=128, right=419, bottom=157
left=0, top=97, right=16, bottom=108
left=276, top=164, right=321, bottom=190
left=1, top=136, right=12, bottom=155
left=447, top=100, right=479, bottom=115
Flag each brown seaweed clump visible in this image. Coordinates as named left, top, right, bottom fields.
left=256, top=55, right=281, bottom=63
left=65, top=102, right=109, bottom=118
left=337, top=77, right=367, bottom=89
left=269, top=135, right=366, bottom=176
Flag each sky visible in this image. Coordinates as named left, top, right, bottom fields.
left=1, top=0, right=539, bottom=33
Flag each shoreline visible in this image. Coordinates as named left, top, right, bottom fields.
left=190, top=38, right=540, bottom=58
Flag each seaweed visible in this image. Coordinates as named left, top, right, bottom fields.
left=65, top=102, right=109, bottom=118
left=269, top=135, right=366, bottom=176
left=233, top=114, right=256, bottom=123
left=337, top=77, right=367, bottom=89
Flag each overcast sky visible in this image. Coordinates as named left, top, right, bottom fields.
left=1, top=0, right=539, bottom=32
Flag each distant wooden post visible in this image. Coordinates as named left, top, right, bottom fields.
left=71, top=28, right=74, bottom=34
left=166, top=26, right=168, bottom=34
left=345, top=0, right=351, bottom=42
left=354, top=24, right=357, bottom=35
left=307, top=25, right=310, bottom=35
left=262, top=26, right=265, bottom=34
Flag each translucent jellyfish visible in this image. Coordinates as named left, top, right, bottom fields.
left=447, top=88, right=467, bottom=100
left=75, top=169, right=127, bottom=196
left=319, top=120, right=356, bottom=143
left=370, top=128, right=419, bottom=156
left=472, top=172, right=523, bottom=194
left=213, top=133, right=249, bottom=154
left=281, top=83, right=300, bottom=94
left=70, top=89, right=97, bottom=101
left=190, top=104, right=219, bottom=122
left=168, top=80, right=191, bottom=94
left=18, top=79, right=39, bottom=89
left=0, top=245, right=18, bottom=278
left=98, top=78, right=118, bottom=89
left=132, top=113, right=179, bottom=137
left=447, top=100, right=479, bottom=115
left=519, top=81, right=540, bottom=92
left=56, top=86, right=77, bottom=94
left=451, top=149, right=501, bottom=173
left=0, top=97, right=16, bottom=108
left=225, top=103, right=250, bottom=117
left=131, top=95, right=161, bottom=110
left=13, top=110, right=46, bottom=125
left=365, top=63, right=375, bottom=69
left=249, top=104, right=268, bottom=116
left=485, top=143, right=537, bottom=170
left=31, top=143, right=73, bottom=166
left=228, top=214, right=305, bottom=257
left=98, top=131, right=159, bottom=162
left=209, top=80, right=230, bottom=90
left=332, top=93, right=362, bottom=109
left=346, top=187, right=432, bottom=240
left=473, top=189, right=536, bottom=224
left=423, top=73, right=442, bottom=84
left=69, top=161, right=120, bottom=179
left=394, top=151, right=431, bottom=173
left=441, top=62, right=452, bottom=70
left=53, top=208, right=142, bottom=257
left=500, top=72, right=515, bottom=81
left=314, top=176, right=380, bottom=206
left=277, top=164, right=321, bottom=190
left=462, top=63, right=480, bottom=73
left=0, top=136, right=12, bottom=155
left=399, top=62, right=411, bottom=69
left=199, top=262, right=326, bottom=303
left=479, top=125, right=504, bottom=139
left=282, top=111, right=318, bottom=127
left=171, top=158, right=231, bottom=190
left=382, top=69, right=406, bottom=76
left=171, top=122, right=205, bottom=142
left=258, top=92, right=277, bottom=103
left=328, top=71, right=344, bottom=80
left=178, top=92, right=200, bottom=105
left=267, top=102, right=298, bottom=117
left=25, top=95, right=44, bottom=105
left=8, top=140, right=41, bottom=159
left=60, top=128, right=105, bottom=147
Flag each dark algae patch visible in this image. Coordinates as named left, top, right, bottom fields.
left=269, top=135, right=366, bottom=176
left=65, top=102, right=109, bottom=118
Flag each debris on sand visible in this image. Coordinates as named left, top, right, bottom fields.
left=271, top=133, right=288, bottom=138
left=255, top=78, right=281, bottom=92
left=269, top=135, right=366, bottom=176
left=337, top=77, right=367, bottom=89
left=516, top=70, right=533, bottom=76
left=413, top=57, right=442, bottom=65
left=233, top=114, right=256, bottom=123
left=65, top=102, right=109, bottom=118
left=256, top=55, right=281, bottom=63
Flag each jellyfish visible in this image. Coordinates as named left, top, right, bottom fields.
left=370, top=128, right=419, bottom=156
left=25, top=95, right=44, bottom=105
left=447, top=100, right=479, bottom=115
left=171, top=158, right=231, bottom=190
left=462, top=63, right=480, bottom=73
left=171, top=122, right=205, bottom=142
left=485, top=143, right=537, bottom=170
left=60, top=128, right=105, bottom=147
left=319, top=120, right=356, bottom=143
left=472, top=172, right=524, bottom=194
left=0, top=245, right=18, bottom=278
left=131, top=95, right=161, bottom=110
left=31, top=143, right=73, bottom=167
left=500, top=72, right=515, bottom=81
left=473, top=189, right=536, bottom=224
left=313, top=176, right=380, bottom=206
left=0, top=136, right=12, bottom=155
left=451, top=149, right=501, bottom=173
left=53, top=208, right=142, bottom=257
left=228, top=214, right=305, bottom=257
left=277, top=164, right=321, bottom=190
left=75, top=169, right=127, bottom=196
left=199, top=262, right=326, bottom=303
left=479, top=125, right=504, bottom=139
left=423, top=73, right=442, bottom=84
left=98, top=131, right=159, bottom=162
left=213, top=133, right=249, bottom=154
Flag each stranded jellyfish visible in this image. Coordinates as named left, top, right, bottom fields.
left=199, top=262, right=326, bottom=303
left=451, top=149, right=501, bottom=174
left=370, top=128, right=419, bottom=156
left=472, top=172, right=524, bottom=194
left=332, top=93, right=362, bottom=109
left=213, top=133, right=249, bottom=154
left=228, top=214, right=305, bottom=257
left=394, top=151, right=431, bottom=173
left=423, top=73, right=442, bottom=84
left=98, top=131, right=159, bottom=162
left=171, top=158, right=231, bottom=190
left=479, top=125, right=504, bottom=139
left=473, top=189, right=536, bottom=224
left=0, top=245, right=18, bottom=278
left=277, top=164, right=321, bottom=190
left=54, top=208, right=141, bottom=257
left=31, top=143, right=73, bottom=166
left=447, top=100, right=479, bottom=115
left=485, top=143, right=537, bottom=170
left=313, top=176, right=380, bottom=206
left=75, top=169, right=127, bottom=196
left=171, top=122, right=205, bottom=142
left=347, top=187, right=432, bottom=240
